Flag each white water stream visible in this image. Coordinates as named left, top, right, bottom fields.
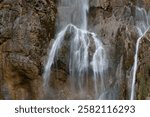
left=43, top=0, right=108, bottom=99
left=131, top=7, right=150, bottom=100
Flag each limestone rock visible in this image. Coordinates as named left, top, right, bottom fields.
left=0, top=0, right=56, bottom=99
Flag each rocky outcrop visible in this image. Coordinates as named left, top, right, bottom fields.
left=0, top=0, right=56, bottom=99
left=89, top=0, right=150, bottom=99
left=136, top=28, right=150, bottom=99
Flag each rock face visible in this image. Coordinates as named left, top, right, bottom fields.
left=0, top=0, right=56, bottom=99
left=0, top=0, right=150, bottom=99
left=137, top=28, right=150, bottom=99
left=89, top=0, right=150, bottom=99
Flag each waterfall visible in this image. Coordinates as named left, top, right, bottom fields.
left=43, top=0, right=108, bottom=99
left=130, top=7, right=150, bottom=100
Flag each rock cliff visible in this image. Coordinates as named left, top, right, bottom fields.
left=89, top=0, right=150, bottom=99
left=0, top=0, right=56, bottom=99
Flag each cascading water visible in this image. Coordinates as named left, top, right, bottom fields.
left=43, top=0, right=108, bottom=99
left=130, top=7, right=150, bottom=100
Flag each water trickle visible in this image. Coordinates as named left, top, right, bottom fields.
left=130, top=7, right=150, bottom=100
left=43, top=0, right=108, bottom=99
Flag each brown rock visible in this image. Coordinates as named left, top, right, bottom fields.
left=0, top=0, right=56, bottom=99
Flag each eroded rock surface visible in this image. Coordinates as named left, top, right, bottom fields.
left=0, top=0, right=56, bottom=99
left=89, top=0, right=150, bottom=99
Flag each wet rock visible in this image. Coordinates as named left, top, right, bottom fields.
left=136, top=28, right=150, bottom=99
left=89, top=0, right=150, bottom=99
